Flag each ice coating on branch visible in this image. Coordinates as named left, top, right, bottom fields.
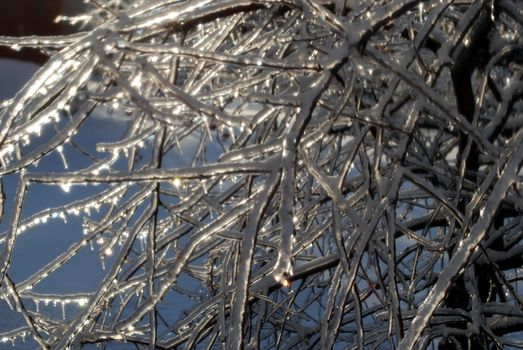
left=0, top=0, right=521, bottom=349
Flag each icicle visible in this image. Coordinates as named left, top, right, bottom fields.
left=202, top=117, right=213, bottom=141
left=4, top=296, right=14, bottom=311
left=22, top=135, right=30, bottom=146
left=104, top=247, right=113, bottom=256
left=56, top=145, right=68, bottom=169
left=50, top=112, right=60, bottom=123
left=61, top=301, right=66, bottom=320
left=131, top=73, right=142, bottom=89
left=115, top=283, right=124, bottom=303
left=77, top=298, right=88, bottom=307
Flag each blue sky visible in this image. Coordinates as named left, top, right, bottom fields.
left=0, top=57, right=127, bottom=349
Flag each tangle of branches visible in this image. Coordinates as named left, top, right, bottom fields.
left=0, top=0, right=522, bottom=349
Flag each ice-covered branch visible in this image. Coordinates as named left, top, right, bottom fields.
left=0, top=0, right=522, bottom=349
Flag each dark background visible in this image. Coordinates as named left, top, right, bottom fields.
left=0, top=0, right=85, bottom=64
